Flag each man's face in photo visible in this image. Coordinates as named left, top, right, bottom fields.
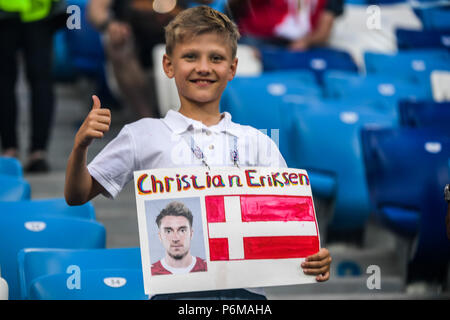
left=158, top=215, right=193, bottom=260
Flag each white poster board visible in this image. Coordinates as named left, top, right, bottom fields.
left=134, top=166, right=321, bottom=295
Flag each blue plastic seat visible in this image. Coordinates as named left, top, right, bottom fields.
left=221, top=70, right=322, bottom=128
left=28, top=269, right=147, bottom=300
left=0, top=157, right=23, bottom=177
left=398, top=100, right=450, bottom=132
left=283, top=100, right=396, bottom=238
left=260, top=47, right=359, bottom=84
left=396, top=28, right=450, bottom=50
left=0, top=175, right=31, bottom=201
left=0, top=198, right=96, bottom=220
left=323, top=71, right=433, bottom=118
left=18, top=247, right=142, bottom=300
left=0, top=216, right=106, bottom=300
left=260, top=47, right=358, bottom=73
left=417, top=8, right=450, bottom=31
left=364, top=50, right=450, bottom=91
left=52, top=30, right=76, bottom=82
left=361, top=127, right=450, bottom=282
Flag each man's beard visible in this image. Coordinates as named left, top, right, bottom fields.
left=169, top=249, right=189, bottom=260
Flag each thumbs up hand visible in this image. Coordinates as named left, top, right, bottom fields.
left=74, top=95, right=111, bottom=150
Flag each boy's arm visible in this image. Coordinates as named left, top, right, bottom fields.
left=64, top=96, right=111, bottom=205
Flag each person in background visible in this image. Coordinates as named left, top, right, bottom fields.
left=227, top=0, right=344, bottom=51
left=0, top=0, right=67, bottom=172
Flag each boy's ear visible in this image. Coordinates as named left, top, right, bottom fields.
left=228, top=57, right=238, bottom=81
left=162, top=53, right=174, bottom=78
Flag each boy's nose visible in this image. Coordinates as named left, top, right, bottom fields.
left=195, top=57, right=211, bottom=74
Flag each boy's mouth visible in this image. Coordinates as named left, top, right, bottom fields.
left=190, top=79, right=216, bottom=85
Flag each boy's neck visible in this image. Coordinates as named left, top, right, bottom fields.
left=179, top=103, right=223, bottom=127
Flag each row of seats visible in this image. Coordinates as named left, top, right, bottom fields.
left=221, top=40, right=450, bottom=283
left=0, top=159, right=146, bottom=300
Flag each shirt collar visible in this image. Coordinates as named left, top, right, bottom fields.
left=162, top=109, right=241, bottom=137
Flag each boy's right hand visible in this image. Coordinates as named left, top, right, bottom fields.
left=74, top=95, right=111, bottom=150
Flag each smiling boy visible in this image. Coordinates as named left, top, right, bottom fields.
left=65, top=5, right=331, bottom=299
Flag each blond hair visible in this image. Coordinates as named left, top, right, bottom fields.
left=165, top=5, right=240, bottom=59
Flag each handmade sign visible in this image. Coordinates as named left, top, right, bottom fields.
left=134, top=167, right=321, bottom=295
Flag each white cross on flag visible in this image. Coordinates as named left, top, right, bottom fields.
left=205, top=194, right=319, bottom=261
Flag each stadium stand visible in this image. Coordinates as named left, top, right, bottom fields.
left=18, top=247, right=143, bottom=300
left=361, top=127, right=450, bottom=284
left=0, top=216, right=106, bottom=299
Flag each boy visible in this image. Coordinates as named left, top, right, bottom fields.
left=65, top=5, right=331, bottom=299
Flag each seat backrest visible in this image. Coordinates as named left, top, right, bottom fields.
left=0, top=198, right=96, bottom=220
left=396, top=28, right=450, bottom=50
left=0, top=157, right=23, bottom=177
left=28, top=269, right=147, bottom=300
left=364, top=50, right=450, bottom=87
left=323, top=71, right=433, bottom=118
left=399, top=100, right=450, bottom=132
left=260, top=47, right=359, bottom=84
left=361, top=127, right=450, bottom=217
left=0, top=176, right=31, bottom=201
left=0, top=216, right=106, bottom=299
left=18, top=247, right=141, bottom=300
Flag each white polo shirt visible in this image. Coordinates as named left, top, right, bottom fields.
left=88, top=110, right=287, bottom=199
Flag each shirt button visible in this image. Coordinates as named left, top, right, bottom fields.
left=209, top=145, right=214, bottom=150
left=205, top=130, right=211, bottom=136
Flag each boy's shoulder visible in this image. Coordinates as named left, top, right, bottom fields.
left=122, top=117, right=166, bottom=133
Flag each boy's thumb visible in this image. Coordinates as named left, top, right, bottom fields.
left=92, top=95, right=101, bottom=109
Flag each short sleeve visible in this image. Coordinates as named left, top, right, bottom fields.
left=87, top=125, right=136, bottom=199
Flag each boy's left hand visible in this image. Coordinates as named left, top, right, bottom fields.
left=302, top=248, right=332, bottom=282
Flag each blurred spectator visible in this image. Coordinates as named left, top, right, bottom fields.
left=0, top=0, right=67, bottom=172
left=227, top=0, right=344, bottom=51
left=87, top=0, right=214, bottom=119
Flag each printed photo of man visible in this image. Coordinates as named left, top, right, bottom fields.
left=151, top=201, right=207, bottom=275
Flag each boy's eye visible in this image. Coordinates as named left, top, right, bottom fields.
left=183, top=54, right=196, bottom=60
left=211, top=55, right=224, bottom=62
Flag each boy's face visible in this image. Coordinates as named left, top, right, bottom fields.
left=163, top=32, right=238, bottom=108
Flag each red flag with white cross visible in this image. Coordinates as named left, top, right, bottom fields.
left=205, top=194, right=320, bottom=261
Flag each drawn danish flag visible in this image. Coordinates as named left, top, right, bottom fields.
left=205, top=195, right=320, bottom=261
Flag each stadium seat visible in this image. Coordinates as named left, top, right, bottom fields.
left=0, top=216, right=106, bottom=300
left=28, top=269, right=146, bottom=300
left=323, top=71, right=433, bottom=118
left=221, top=70, right=322, bottom=130
left=364, top=50, right=450, bottom=91
left=0, top=198, right=96, bottom=220
left=18, top=247, right=142, bottom=300
left=260, top=47, right=358, bottom=84
left=52, top=30, right=76, bottom=82
left=361, top=127, right=450, bottom=283
left=0, top=176, right=31, bottom=201
left=398, top=100, right=450, bottom=132
left=284, top=100, right=396, bottom=242
left=0, top=157, right=23, bottom=177
left=416, top=7, right=450, bottom=31
left=396, top=28, right=450, bottom=50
